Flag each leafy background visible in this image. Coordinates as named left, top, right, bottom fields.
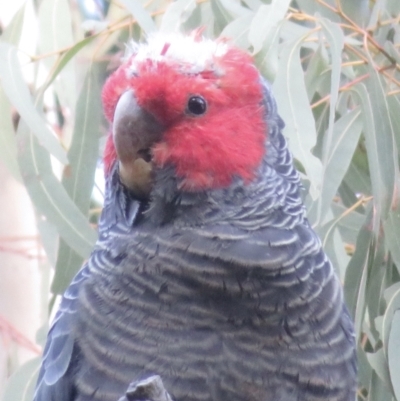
left=0, top=0, right=399, bottom=399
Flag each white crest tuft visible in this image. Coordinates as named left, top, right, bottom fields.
left=125, top=33, right=229, bottom=74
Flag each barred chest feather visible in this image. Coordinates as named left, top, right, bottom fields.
left=72, top=216, right=356, bottom=401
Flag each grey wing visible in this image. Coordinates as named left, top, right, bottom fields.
left=33, top=265, right=90, bottom=401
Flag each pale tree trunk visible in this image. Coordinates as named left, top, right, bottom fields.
left=0, top=162, right=42, bottom=394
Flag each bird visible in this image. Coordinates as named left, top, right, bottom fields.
left=33, top=32, right=357, bottom=401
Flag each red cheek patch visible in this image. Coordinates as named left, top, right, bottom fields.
left=101, top=43, right=267, bottom=189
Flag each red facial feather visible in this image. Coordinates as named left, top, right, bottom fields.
left=101, top=43, right=267, bottom=190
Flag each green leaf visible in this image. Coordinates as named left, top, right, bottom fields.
left=365, top=65, right=399, bottom=220
left=0, top=87, right=21, bottom=180
left=39, top=36, right=96, bottom=94
left=305, top=45, right=329, bottom=101
left=62, top=67, right=101, bottom=214
left=215, top=0, right=251, bottom=19
left=38, top=0, right=76, bottom=111
left=273, top=35, right=323, bottom=199
left=17, top=120, right=97, bottom=259
left=220, top=13, right=253, bottom=49
left=253, top=20, right=282, bottom=81
left=53, top=239, right=84, bottom=294
left=295, top=0, right=339, bottom=21
left=1, top=2, right=26, bottom=45
left=330, top=202, right=365, bottom=245
left=382, top=283, right=400, bottom=356
left=211, top=0, right=234, bottom=32
left=384, top=202, right=400, bottom=276
left=160, top=0, right=197, bottom=33
left=388, top=309, right=400, bottom=400
left=353, top=82, right=397, bottom=228
left=344, top=220, right=373, bottom=325
left=367, top=370, right=393, bottom=401
left=340, top=0, right=369, bottom=26
left=248, top=0, right=291, bottom=54
left=37, top=218, right=59, bottom=267
left=318, top=108, right=363, bottom=222
left=119, top=0, right=156, bottom=34
left=366, top=348, right=393, bottom=391
left=0, top=43, right=68, bottom=164
left=52, top=66, right=101, bottom=293
left=318, top=18, right=344, bottom=155
left=2, top=357, right=41, bottom=401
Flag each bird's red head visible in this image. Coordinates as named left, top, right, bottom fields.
left=102, top=34, right=267, bottom=193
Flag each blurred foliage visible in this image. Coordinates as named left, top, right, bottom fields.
left=1, top=0, right=400, bottom=400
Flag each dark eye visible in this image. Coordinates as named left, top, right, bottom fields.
left=187, top=95, right=207, bottom=115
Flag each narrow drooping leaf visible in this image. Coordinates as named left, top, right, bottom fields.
left=366, top=349, right=393, bottom=392
left=38, top=0, right=76, bottom=111
left=365, top=65, right=398, bottom=219
left=340, top=0, right=369, bottom=26
left=254, top=20, right=283, bottom=81
left=344, top=221, right=373, bottom=322
left=367, top=370, right=394, bottom=401
left=318, top=18, right=344, bottom=156
left=215, top=0, right=251, bottom=19
left=53, top=239, right=84, bottom=294
left=388, top=310, right=400, bottom=400
left=119, top=0, right=156, bottom=34
left=160, top=0, right=197, bottom=32
left=384, top=204, right=400, bottom=276
left=39, top=36, right=96, bottom=94
left=17, top=120, right=97, bottom=259
left=2, top=357, right=41, bottom=401
left=211, top=0, right=233, bottom=32
left=52, top=67, right=102, bottom=293
left=304, top=46, right=329, bottom=101
left=382, top=283, right=400, bottom=355
left=353, top=83, right=396, bottom=230
left=248, top=0, right=291, bottom=53
left=1, top=2, right=26, bottom=45
left=0, top=43, right=67, bottom=164
left=62, top=67, right=101, bottom=214
left=220, top=13, right=253, bottom=49
left=330, top=202, right=365, bottom=245
left=319, top=108, right=363, bottom=221
left=273, top=36, right=323, bottom=199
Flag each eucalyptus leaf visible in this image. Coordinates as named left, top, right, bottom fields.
left=318, top=108, right=362, bottom=222
left=38, top=0, right=76, bottom=111
left=248, top=0, right=290, bottom=54
left=382, top=283, right=400, bottom=356
left=388, top=309, right=400, bottom=400
left=220, top=14, right=253, bottom=49
left=52, top=66, right=102, bottom=294
left=366, top=348, right=393, bottom=390
left=1, top=2, right=26, bottom=45
left=318, top=18, right=344, bottom=162
left=17, top=120, right=97, bottom=259
left=384, top=203, right=400, bottom=276
left=273, top=36, right=323, bottom=199
left=53, top=239, right=84, bottom=295
left=39, top=36, right=96, bottom=94
left=119, top=0, right=156, bottom=34
left=364, top=65, right=398, bottom=220
left=1, top=357, right=41, bottom=401
left=211, top=0, right=232, bottom=33
left=160, top=0, right=197, bottom=33
left=353, top=83, right=396, bottom=230
left=0, top=43, right=68, bottom=164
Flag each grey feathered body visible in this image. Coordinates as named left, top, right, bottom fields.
left=34, top=82, right=357, bottom=401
